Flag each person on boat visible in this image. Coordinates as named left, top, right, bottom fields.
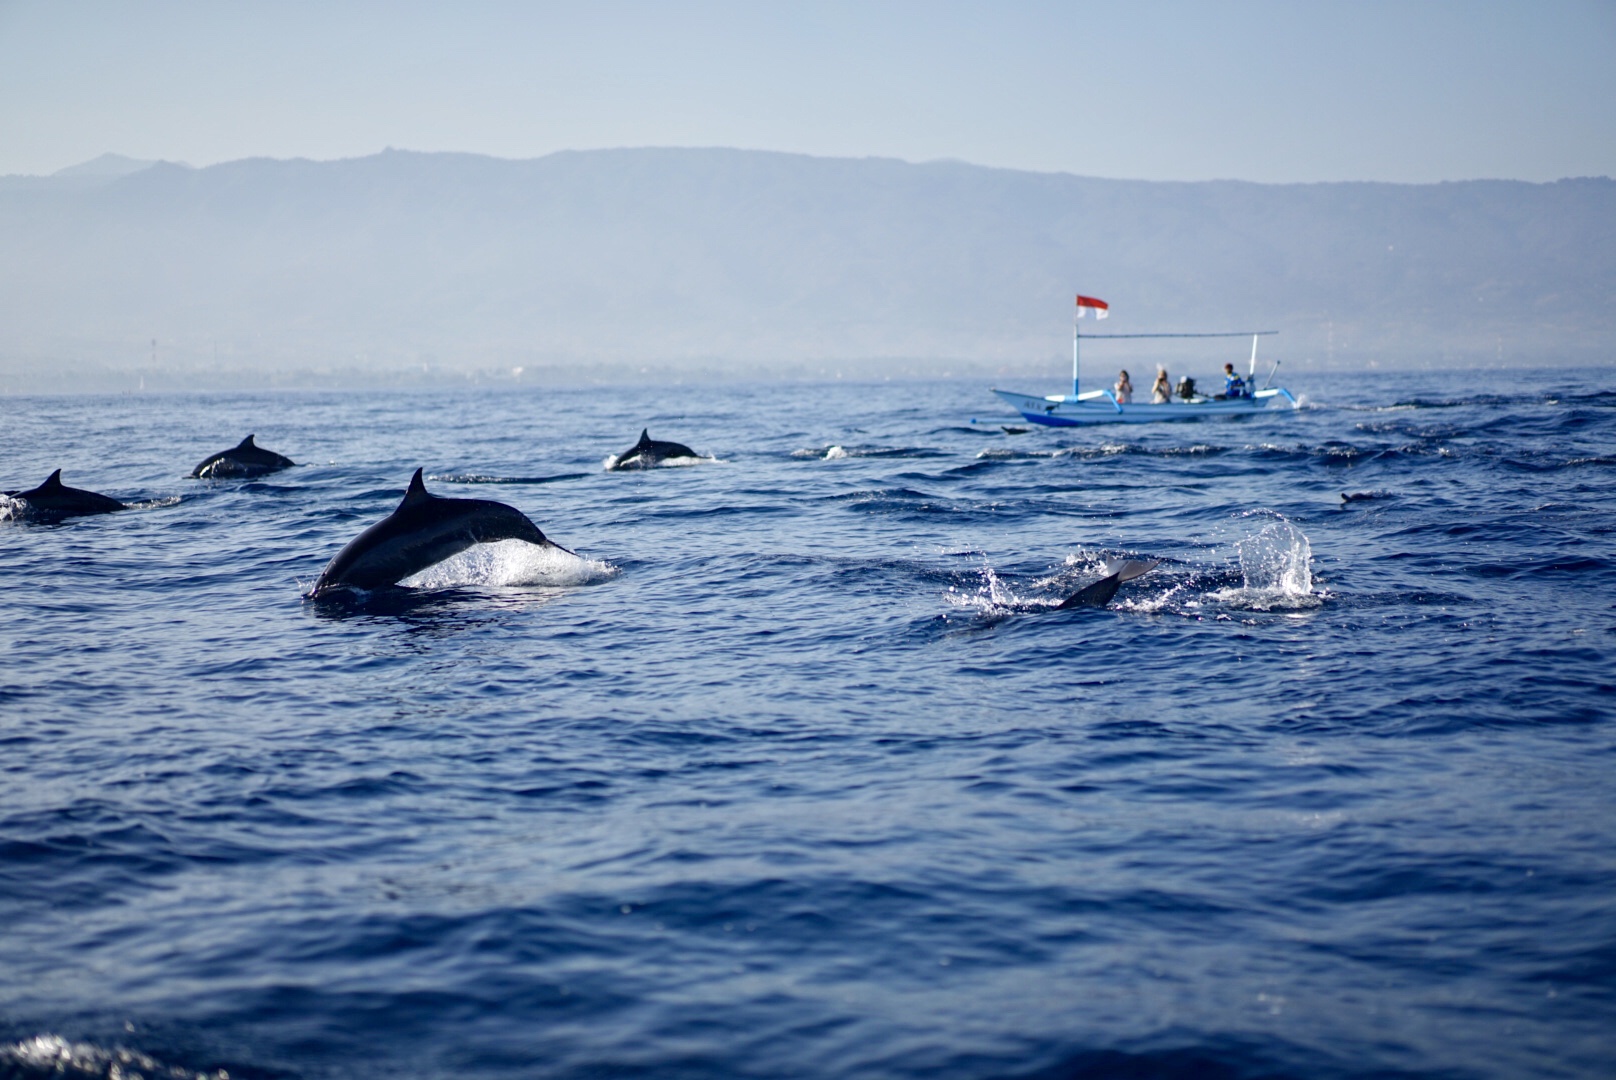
left=1220, top=363, right=1249, bottom=400
left=1151, top=367, right=1171, bottom=404
left=1176, top=375, right=1198, bottom=400
left=1114, top=370, right=1134, bottom=404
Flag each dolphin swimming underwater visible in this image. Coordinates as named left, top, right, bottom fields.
left=191, top=435, right=295, bottom=479
left=1057, top=558, right=1161, bottom=609
left=3, top=470, right=126, bottom=520
left=607, top=429, right=702, bottom=470
left=309, top=469, right=571, bottom=595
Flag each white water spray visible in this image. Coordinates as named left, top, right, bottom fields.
left=399, top=540, right=616, bottom=590
left=1212, top=516, right=1320, bottom=610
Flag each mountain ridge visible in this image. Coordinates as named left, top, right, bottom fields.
left=1, top=147, right=1611, bottom=390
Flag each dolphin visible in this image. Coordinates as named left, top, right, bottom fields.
left=309, top=468, right=571, bottom=595
left=4, top=470, right=126, bottom=520
left=192, top=435, right=295, bottom=479
left=1057, top=558, right=1160, bottom=609
left=607, top=429, right=702, bottom=470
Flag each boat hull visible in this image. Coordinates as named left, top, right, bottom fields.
left=992, top=387, right=1297, bottom=426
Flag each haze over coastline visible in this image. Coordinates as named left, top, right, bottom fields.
left=2, top=147, right=1612, bottom=393
left=1, top=1, right=1612, bottom=392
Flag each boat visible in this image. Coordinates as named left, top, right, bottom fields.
left=990, top=296, right=1299, bottom=426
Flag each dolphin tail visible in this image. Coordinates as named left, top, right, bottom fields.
left=1104, top=558, right=1160, bottom=583
left=1058, top=558, right=1160, bottom=609
left=1058, top=572, right=1123, bottom=609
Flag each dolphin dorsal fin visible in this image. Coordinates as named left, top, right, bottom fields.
left=43, top=469, right=63, bottom=489
left=400, top=468, right=431, bottom=508
left=238, top=434, right=256, bottom=448
left=639, top=428, right=652, bottom=444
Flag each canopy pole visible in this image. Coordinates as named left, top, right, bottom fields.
left=1073, top=323, right=1081, bottom=398
left=1249, top=334, right=1259, bottom=379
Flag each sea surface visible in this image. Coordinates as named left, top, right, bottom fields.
left=2, top=368, right=1613, bottom=1080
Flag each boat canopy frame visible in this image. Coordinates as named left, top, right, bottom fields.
left=1071, top=328, right=1278, bottom=398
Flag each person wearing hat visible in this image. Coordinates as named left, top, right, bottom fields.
left=1151, top=367, right=1172, bottom=404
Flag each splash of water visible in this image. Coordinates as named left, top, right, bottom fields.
left=1213, top=517, right=1320, bottom=610
left=399, top=540, right=617, bottom=590
left=1, top=1034, right=228, bottom=1080
left=1239, top=519, right=1313, bottom=594
left=944, top=563, right=1033, bottom=615
left=603, top=453, right=714, bottom=470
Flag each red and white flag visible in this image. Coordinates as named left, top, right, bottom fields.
left=1075, top=295, right=1109, bottom=319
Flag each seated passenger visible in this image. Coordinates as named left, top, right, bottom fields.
left=1220, top=363, right=1249, bottom=399
left=1114, top=369, right=1134, bottom=404
left=1151, top=367, right=1171, bottom=404
left=1176, top=375, right=1198, bottom=401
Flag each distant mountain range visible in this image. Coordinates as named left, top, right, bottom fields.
left=51, top=153, right=164, bottom=180
left=1, top=148, right=1611, bottom=390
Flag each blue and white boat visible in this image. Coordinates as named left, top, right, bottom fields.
left=991, top=296, right=1299, bottom=427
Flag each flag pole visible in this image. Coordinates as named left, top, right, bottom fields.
left=1071, top=295, right=1111, bottom=397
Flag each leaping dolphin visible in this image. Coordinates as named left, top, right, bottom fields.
left=1057, top=558, right=1160, bottom=609
left=3, top=470, right=126, bottom=520
left=607, top=429, right=702, bottom=470
left=192, top=435, right=295, bottom=479
left=309, top=469, right=571, bottom=596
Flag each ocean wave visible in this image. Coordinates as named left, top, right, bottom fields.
left=973, top=443, right=1224, bottom=461
left=429, top=472, right=591, bottom=485
left=4, top=374, right=1614, bottom=1080
left=798, top=445, right=950, bottom=460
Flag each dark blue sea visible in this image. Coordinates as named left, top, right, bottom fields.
left=2, top=368, right=1614, bottom=1080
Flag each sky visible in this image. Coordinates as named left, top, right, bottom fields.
left=1, top=0, right=1613, bottom=183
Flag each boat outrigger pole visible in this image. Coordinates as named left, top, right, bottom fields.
left=1263, top=358, right=1283, bottom=389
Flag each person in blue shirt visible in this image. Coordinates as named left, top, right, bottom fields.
left=1221, top=363, right=1249, bottom=399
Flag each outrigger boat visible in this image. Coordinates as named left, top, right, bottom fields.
left=991, top=296, right=1298, bottom=426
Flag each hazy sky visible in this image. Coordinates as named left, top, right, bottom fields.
left=2, top=0, right=1613, bottom=182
